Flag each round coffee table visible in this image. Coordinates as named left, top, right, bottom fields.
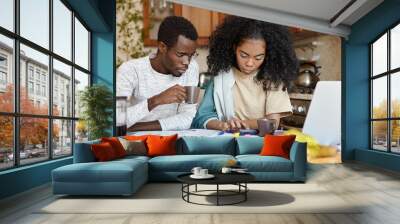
left=177, top=173, right=255, bottom=206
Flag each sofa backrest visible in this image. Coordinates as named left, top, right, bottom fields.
left=176, top=136, right=236, bottom=155
left=73, top=140, right=100, bottom=163
left=74, top=135, right=303, bottom=160
left=235, top=136, right=264, bottom=155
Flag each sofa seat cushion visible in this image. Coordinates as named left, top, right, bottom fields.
left=149, top=154, right=235, bottom=172
left=53, top=159, right=147, bottom=183
left=236, top=155, right=293, bottom=172
left=117, top=155, right=150, bottom=163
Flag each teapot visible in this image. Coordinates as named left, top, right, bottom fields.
left=295, top=62, right=321, bottom=88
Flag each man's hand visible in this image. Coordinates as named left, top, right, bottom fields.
left=148, top=84, right=186, bottom=111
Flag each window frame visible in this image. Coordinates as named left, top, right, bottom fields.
left=0, top=53, right=8, bottom=90
left=370, top=20, right=400, bottom=154
left=0, top=0, right=92, bottom=171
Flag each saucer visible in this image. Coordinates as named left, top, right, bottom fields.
left=232, top=170, right=249, bottom=174
left=190, top=174, right=215, bottom=179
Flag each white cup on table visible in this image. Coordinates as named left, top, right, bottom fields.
left=191, top=167, right=202, bottom=176
left=199, top=169, right=208, bottom=176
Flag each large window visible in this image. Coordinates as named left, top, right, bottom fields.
left=0, top=0, right=91, bottom=171
left=371, top=22, right=400, bottom=154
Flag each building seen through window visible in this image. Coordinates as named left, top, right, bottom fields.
left=371, top=23, right=400, bottom=154
left=0, top=0, right=91, bottom=170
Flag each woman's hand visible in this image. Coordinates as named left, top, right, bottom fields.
left=226, top=118, right=249, bottom=131
left=206, top=118, right=249, bottom=131
left=206, top=120, right=230, bottom=131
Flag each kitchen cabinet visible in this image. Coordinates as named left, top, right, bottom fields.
left=143, top=0, right=226, bottom=47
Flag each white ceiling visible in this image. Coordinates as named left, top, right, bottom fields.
left=168, top=0, right=384, bottom=38
left=227, top=0, right=352, bottom=22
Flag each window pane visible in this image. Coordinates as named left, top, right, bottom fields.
left=372, top=33, right=387, bottom=76
left=391, top=72, right=400, bottom=118
left=391, top=24, right=400, bottom=70
left=75, top=18, right=89, bottom=70
left=372, top=77, right=387, bottom=119
left=74, top=69, right=89, bottom=118
left=53, top=59, right=72, bottom=117
left=20, top=0, right=49, bottom=49
left=391, top=120, right=400, bottom=153
left=372, top=121, right=388, bottom=151
left=53, top=0, right=72, bottom=60
left=53, top=119, right=72, bottom=158
left=0, top=0, right=14, bottom=31
left=75, top=120, right=88, bottom=143
left=0, top=116, right=13, bottom=170
left=0, top=34, right=14, bottom=112
left=20, top=117, right=49, bottom=165
left=20, top=44, right=49, bottom=115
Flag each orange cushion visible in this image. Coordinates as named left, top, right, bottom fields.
left=124, top=135, right=150, bottom=141
left=146, top=134, right=178, bottom=157
left=101, top=137, right=126, bottom=158
left=259, top=135, right=296, bottom=159
left=91, top=142, right=118, bottom=161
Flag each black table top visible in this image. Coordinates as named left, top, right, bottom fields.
left=177, top=172, right=255, bottom=185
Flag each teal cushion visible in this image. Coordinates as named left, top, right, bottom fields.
left=236, top=155, right=293, bottom=172
left=177, top=136, right=236, bottom=155
left=148, top=154, right=235, bottom=172
left=236, top=136, right=264, bottom=155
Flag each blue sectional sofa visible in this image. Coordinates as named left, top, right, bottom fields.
left=52, top=136, right=307, bottom=196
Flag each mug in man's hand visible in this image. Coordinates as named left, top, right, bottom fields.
left=184, top=86, right=200, bottom=104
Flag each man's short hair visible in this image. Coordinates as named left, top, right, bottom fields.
left=158, top=16, right=198, bottom=47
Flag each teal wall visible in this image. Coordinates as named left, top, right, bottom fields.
left=344, top=0, right=400, bottom=171
left=0, top=158, right=72, bottom=199
left=91, top=0, right=116, bottom=136
left=0, top=0, right=115, bottom=200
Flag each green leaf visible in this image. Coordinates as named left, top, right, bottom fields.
left=79, top=84, right=113, bottom=140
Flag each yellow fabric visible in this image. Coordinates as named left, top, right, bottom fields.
left=283, top=129, right=320, bottom=158
left=232, top=68, right=292, bottom=120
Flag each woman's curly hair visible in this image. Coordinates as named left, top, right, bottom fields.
left=207, top=16, right=298, bottom=91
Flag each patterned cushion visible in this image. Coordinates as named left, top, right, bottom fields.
left=119, top=138, right=147, bottom=156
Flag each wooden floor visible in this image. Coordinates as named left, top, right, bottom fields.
left=1, top=162, right=400, bottom=224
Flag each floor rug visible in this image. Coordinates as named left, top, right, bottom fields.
left=38, top=183, right=361, bottom=214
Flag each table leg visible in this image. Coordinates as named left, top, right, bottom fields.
left=217, top=184, right=219, bottom=206
left=187, top=184, right=190, bottom=202
left=245, top=183, right=247, bottom=201
left=181, top=184, right=183, bottom=199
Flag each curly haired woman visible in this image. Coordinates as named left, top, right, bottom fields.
left=191, top=16, right=298, bottom=131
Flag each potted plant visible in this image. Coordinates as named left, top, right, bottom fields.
left=79, top=84, right=113, bottom=140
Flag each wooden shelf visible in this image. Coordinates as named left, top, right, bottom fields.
left=281, top=124, right=302, bottom=130
left=289, top=93, right=313, bottom=100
